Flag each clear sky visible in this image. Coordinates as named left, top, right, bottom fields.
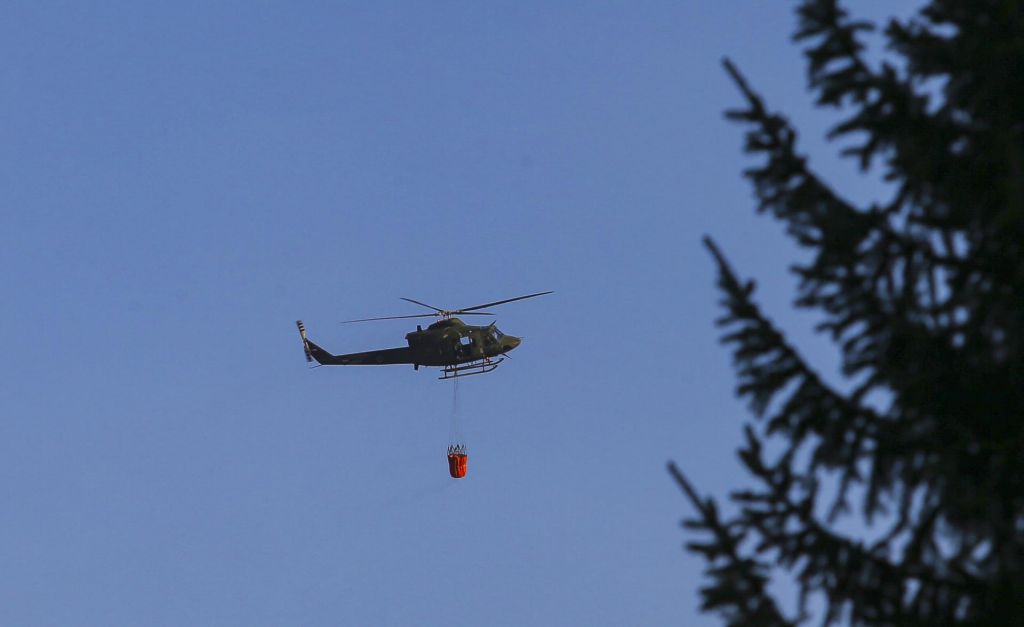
left=2, top=2, right=917, bottom=625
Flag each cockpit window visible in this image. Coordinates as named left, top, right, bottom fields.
left=491, top=327, right=504, bottom=341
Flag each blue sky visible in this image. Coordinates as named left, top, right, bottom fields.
left=2, top=2, right=918, bottom=625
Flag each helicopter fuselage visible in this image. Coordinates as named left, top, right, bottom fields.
left=404, top=318, right=521, bottom=367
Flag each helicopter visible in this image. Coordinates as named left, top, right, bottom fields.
left=295, top=291, right=552, bottom=380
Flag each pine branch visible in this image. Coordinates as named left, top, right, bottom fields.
left=794, top=0, right=937, bottom=174
left=718, top=56, right=1000, bottom=538
left=668, top=462, right=798, bottom=627
left=703, top=235, right=878, bottom=514
left=701, top=235, right=989, bottom=619
left=730, top=426, right=974, bottom=625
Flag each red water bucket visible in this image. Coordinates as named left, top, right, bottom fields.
left=448, top=453, right=468, bottom=478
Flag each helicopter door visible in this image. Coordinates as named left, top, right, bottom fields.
left=457, top=334, right=473, bottom=359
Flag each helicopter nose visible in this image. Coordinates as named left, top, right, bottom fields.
left=504, top=336, right=522, bottom=351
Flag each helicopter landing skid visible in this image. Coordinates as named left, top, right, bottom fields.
left=439, top=358, right=504, bottom=380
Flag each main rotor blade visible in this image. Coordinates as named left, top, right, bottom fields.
left=340, top=311, right=494, bottom=323
left=455, top=290, right=554, bottom=313
left=400, top=297, right=445, bottom=313
left=341, top=313, right=438, bottom=323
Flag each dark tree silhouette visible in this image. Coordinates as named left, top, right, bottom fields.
left=670, top=1, right=1024, bottom=624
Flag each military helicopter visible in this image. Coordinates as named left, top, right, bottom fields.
left=296, top=291, right=552, bottom=380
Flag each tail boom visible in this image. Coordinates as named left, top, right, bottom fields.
left=295, top=320, right=414, bottom=366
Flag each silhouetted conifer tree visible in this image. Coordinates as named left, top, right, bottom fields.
left=670, top=1, right=1024, bottom=624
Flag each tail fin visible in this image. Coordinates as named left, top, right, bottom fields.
left=295, top=320, right=349, bottom=365
left=296, top=320, right=312, bottom=363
